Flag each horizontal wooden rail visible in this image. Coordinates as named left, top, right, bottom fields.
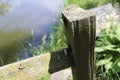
left=0, top=48, right=73, bottom=80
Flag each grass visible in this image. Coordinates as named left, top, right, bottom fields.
left=38, top=75, right=51, bottom=80
left=31, top=22, right=67, bottom=56
left=65, top=0, right=110, bottom=9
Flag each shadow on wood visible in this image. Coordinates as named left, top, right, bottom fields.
left=49, top=48, right=74, bottom=73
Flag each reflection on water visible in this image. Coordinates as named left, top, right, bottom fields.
left=0, top=29, right=32, bottom=66
left=0, top=0, right=64, bottom=65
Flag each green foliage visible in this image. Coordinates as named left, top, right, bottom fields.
left=66, top=0, right=120, bottom=9
left=65, top=0, right=110, bottom=9
left=111, top=0, right=120, bottom=6
left=48, top=23, right=67, bottom=51
left=31, top=22, right=67, bottom=55
left=95, top=25, right=120, bottom=79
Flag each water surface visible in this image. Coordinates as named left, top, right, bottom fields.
left=0, top=0, right=64, bottom=65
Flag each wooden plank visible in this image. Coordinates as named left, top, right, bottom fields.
left=0, top=48, right=73, bottom=80
left=90, top=3, right=120, bottom=36
left=62, top=4, right=96, bottom=80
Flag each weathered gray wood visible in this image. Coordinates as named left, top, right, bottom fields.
left=49, top=48, right=73, bottom=73
left=62, top=4, right=96, bottom=80
left=0, top=48, right=73, bottom=80
left=90, top=3, right=120, bottom=36
left=61, top=3, right=120, bottom=37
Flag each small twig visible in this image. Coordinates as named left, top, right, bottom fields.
left=0, top=56, right=4, bottom=66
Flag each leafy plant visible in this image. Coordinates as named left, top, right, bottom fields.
left=66, top=0, right=120, bottom=9
left=31, top=22, right=67, bottom=55
left=95, top=24, right=120, bottom=80
left=66, top=0, right=110, bottom=9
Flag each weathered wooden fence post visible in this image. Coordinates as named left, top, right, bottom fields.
left=62, top=4, right=96, bottom=80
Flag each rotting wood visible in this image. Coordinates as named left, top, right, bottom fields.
left=62, top=4, right=96, bottom=80
left=0, top=48, right=73, bottom=80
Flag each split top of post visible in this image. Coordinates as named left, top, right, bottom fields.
left=62, top=4, right=95, bottom=22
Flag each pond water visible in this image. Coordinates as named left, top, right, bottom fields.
left=0, top=0, right=64, bottom=65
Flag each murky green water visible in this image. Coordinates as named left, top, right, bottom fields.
left=0, top=29, right=32, bottom=66
left=0, top=0, right=64, bottom=65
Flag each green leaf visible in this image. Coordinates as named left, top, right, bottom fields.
left=112, top=58, right=120, bottom=73
left=116, top=48, right=120, bottom=53
left=96, top=59, right=109, bottom=67
left=104, top=45, right=116, bottom=50
left=96, top=55, right=112, bottom=67
left=95, top=47, right=104, bottom=52
left=95, top=45, right=116, bottom=53
left=105, top=62, right=113, bottom=72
